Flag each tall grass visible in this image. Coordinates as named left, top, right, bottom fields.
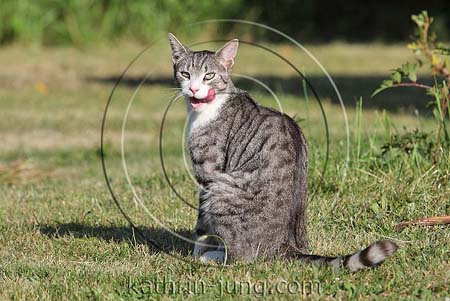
left=2, top=1, right=449, bottom=46
left=0, top=0, right=239, bottom=46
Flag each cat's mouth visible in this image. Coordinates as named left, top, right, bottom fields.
left=189, top=89, right=216, bottom=109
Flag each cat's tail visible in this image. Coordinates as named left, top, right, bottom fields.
left=291, top=240, right=398, bottom=272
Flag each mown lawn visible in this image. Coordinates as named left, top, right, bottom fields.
left=0, top=42, right=449, bottom=300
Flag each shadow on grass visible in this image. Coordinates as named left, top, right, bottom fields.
left=39, top=222, right=194, bottom=256
left=87, top=74, right=434, bottom=113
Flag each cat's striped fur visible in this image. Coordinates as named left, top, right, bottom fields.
left=293, top=240, right=398, bottom=271
left=169, top=33, right=398, bottom=271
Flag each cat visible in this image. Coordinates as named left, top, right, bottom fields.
left=168, top=33, right=398, bottom=271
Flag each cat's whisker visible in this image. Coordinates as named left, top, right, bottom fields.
left=170, top=92, right=185, bottom=103
left=163, top=90, right=182, bottom=96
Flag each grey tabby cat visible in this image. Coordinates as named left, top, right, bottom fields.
left=168, top=33, right=398, bottom=271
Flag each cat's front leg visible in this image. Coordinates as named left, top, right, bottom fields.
left=193, top=208, right=215, bottom=258
left=190, top=173, right=228, bottom=259
left=193, top=186, right=209, bottom=257
left=193, top=213, right=226, bottom=263
left=193, top=235, right=225, bottom=263
left=194, top=235, right=226, bottom=263
left=199, top=250, right=225, bottom=263
left=193, top=235, right=208, bottom=257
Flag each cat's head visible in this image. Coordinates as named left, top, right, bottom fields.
left=168, top=33, right=239, bottom=111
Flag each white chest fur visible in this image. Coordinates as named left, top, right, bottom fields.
left=186, top=94, right=228, bottom=137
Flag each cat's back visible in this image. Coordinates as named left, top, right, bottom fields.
left=229, top=91, right=307, bottom=151
left=219, top=91, right=308, bottom=176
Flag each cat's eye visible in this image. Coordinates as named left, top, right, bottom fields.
left=203, top=72, right=215, bottom=81
left=180, top=71, right=190, bottom=79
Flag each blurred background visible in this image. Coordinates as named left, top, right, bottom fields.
left=1, top=0, right=449, bottom=111
left=1, top=2, right=449, bottom=298
left=1, top=0, right=449, bottom=189
left=1, top=2, right=448, bottom=186
left=1, top=0, right=449, bottom=45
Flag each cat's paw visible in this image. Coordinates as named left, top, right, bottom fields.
left=199, top=250, right=225, bottom=264
left=193, top=242, right=203, bottom=257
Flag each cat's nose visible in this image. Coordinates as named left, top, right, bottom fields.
left=189, top=87, right=199, bottom=94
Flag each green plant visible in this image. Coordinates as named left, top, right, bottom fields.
left=373, top=11, right=450, bottom=164
left=0, top=0, right=241, bottom=46
left=381, top=128, right=435, bottom=160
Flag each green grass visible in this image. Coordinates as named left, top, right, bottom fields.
left=0, top=42, right=449, bottom=300
left=0, top=0, right=240, bottom=46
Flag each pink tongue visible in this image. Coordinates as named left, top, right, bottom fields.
left=192, top=102, right=203, bottom=109
left=191, top=89, right=216, bottom=109
left=204, top=88, right=216, bottom=101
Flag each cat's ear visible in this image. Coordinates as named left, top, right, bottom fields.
left=215, top=39, right=239, bottom=71
left=168, top=33, right=190, bottom=63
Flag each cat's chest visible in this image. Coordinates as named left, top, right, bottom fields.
left=186, top=94, right=228, bottom=136
left=188, top=122, right=230, bottom=183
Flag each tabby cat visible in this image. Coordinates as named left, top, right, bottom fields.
left=168, top=33, right=398, bottom=271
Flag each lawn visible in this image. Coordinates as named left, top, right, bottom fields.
left=0, top=42, right=449, bottom=300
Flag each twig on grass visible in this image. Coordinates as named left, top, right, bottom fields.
left=395, top=215, right=450, bottom=231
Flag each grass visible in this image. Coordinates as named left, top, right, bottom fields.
left=0, top=41, right=449, bottom=300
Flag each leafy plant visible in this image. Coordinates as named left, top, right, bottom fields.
left=373, top=11, right=450, bottom=164
left=381, top=128, right=434, bottom=158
